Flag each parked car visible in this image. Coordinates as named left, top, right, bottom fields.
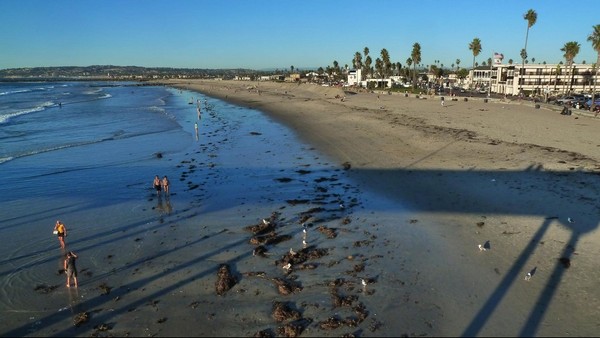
left=555, top=95, right=585, bottom=106
left=582, top=98, right=600, bottom=110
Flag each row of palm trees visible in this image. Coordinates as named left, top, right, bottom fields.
left=340, top=9, right=599, bottom=109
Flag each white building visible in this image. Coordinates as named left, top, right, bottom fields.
left=469, top=63, right=599, bottom=96
left=347, top=69, right=362, bottom=86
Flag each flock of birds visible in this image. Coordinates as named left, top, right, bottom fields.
left=478, top=216, right=574, bottom=282
left=265, top=209, right=370, bottom=289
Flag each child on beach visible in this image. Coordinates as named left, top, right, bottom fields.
left=162, top=175, right=170, bottom=196
left=54, top=220, right=67, bottom=249
left=153, top=175, right=162, bottom=196
left=64, top=251, right=78, bottom=288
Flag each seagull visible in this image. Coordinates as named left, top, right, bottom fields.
left=361, top=279, right=367, bottom=287
left=262, top=219, right=270, bottom=225
left=478, top=244, right=487, bottom=251
left=302, top=240, right=307, bottom=247
left=339, top=203, right=345, bottom=210
left=283, top=263, right=292, bottom=271
left=289, top=248, right=296, bottom=256
left=567, top=217, right=575, bottom=223
left=524, top=272, right=532, bottom=281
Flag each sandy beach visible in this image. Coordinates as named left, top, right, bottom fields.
left=4, top=79, right=599, bottom=337
left=162, top=79, right=600, bottom=336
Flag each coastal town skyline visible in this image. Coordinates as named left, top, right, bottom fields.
left=1, top=0, right=598, bottom=71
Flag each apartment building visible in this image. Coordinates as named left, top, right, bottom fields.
left=468, top=63, right=599, bottom=96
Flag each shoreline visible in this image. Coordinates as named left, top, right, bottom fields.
left=162, top=79, right=600, bottom=336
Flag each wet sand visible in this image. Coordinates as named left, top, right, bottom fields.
left=164, top=79, right=600, bottom=336
left=6, top=79, right=600, bottom=337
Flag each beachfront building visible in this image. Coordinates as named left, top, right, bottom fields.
left=467, top=63, right=599, bottom=96
left=347, top=69, right=362, bottom=86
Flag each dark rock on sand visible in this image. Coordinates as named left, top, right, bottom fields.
left=73, top=312, right=89, bottom=327
left=276, top=318, right=311, bottom=337
left=319, top=316, right=344, bottom=330
left=215, top=264, right=237, bottom=295
left=272, top=301, right=301, bottom=322
left=271, top=277, right=303, bottom=295
left=317, top=225, right=337, bottom=238
left=245, top=221, right=275, bottom=236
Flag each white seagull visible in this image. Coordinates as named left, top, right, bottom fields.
left=361, top=279, right=367, bottom=287
left=524, top=272, right=532, bottom=281
left=289, top=248, right=296, bottom=256
left=567, top=217, right=575, bottom=223
left=478, top=244, right=487, bottom=251
left=262, top=219, right=270, bottom=225
left=283, top=263, right=292, bottom=271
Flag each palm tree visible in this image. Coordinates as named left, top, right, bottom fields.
left=456, top=58, right=461, bottom=73
left=561, top=41, right=581, bottom=94
left=375, top=58, right=383, bottom=86
left=353, top=52, right=362, bottom=70
left=380, top=48, right=392, bottom=79
left=353, top=51, right=363, bottom=82
left=469, top=38, right=482, bottom=89
left=406, top=58, right=413, bottom=80
left=363, top=47, right=370, bottom=80
left=410, top=43, right=422, bottom=89
left=522, top=9, right=537, bottom=93
left=364, top=56, right=372, bottom=79
left=587, top=24, right=600, bottom=111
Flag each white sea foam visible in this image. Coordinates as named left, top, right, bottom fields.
left=0, top=157, right=14, bottom=164
left=0, top=89, right=31, bottom=96
left=0, top=101, right=55, bottom=124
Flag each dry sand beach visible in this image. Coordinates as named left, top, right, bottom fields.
left=163, top=79, right=600, bottom=336
left=7, top=79, right=599, bottom=337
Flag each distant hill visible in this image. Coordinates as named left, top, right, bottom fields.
left=0, top=65, right=263, bottom=80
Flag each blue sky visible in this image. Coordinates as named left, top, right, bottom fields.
left=1, top=0, right=598, bottom=70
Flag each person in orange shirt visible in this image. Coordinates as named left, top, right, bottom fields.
left=54, top=220, right=67, bottom=249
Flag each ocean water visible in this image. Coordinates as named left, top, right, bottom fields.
left=0, top=82, right=207, bottom=321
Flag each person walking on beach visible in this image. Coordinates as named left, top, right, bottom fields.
left=54, top=220, right=67, bottom=249
left=162, top=175, right=170, bottom=196
left=64, top=251, right=78, bottom=288
left=153, top=175, right=162, bottom=196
